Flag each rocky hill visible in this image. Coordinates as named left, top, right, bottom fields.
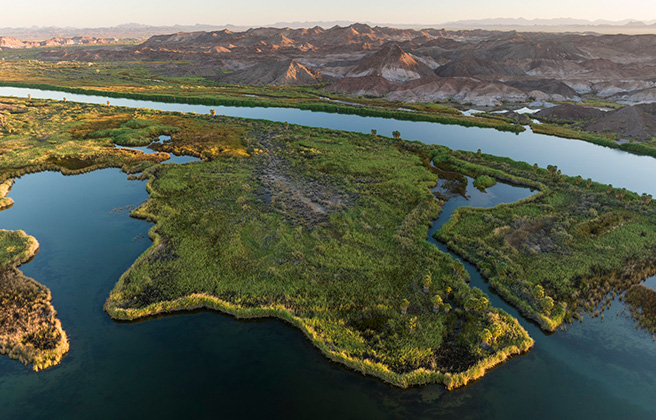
left=29, top=23, right=656, bottom=106
left=216, top=59, right=324, bottom=86
left=345, top=44, right=434, bottom=82
left=536, top=103, right=656, bottom=141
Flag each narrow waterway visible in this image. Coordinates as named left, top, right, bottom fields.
left=429, top=178, right=656, bottom=416
left=1, top=85, right=655, bottom=197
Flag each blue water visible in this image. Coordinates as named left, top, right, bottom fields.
left=0, top=88, right=655, bottom=419
left=115, top=135, right=201, bottom=164
left=0, top=86, right=653, bottom=197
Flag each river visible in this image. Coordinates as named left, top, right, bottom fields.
left=0, top=87, right=655, bottom=419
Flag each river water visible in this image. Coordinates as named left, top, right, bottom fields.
left=0, top=87, right=655, bottom=419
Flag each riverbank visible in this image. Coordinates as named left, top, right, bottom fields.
left=0, top=79, right=524, bottom=134
left=7, top=56, right=656, bottom=161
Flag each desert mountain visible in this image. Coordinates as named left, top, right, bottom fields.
left=216, top=59, right=323, bottom=86
left=435, top=54, right=525, bottom=77
left=29, top=24, right=656, bottom=106
left=585, top=106, right=656, bottom=140
left=0, top=36, right=118, bottom=51
left=325, top=75, right=395, bottom=96
left=346, top=44, right=435, bottom=82
left=536, top=104, right=605, bottom=123
left=387, top=76, right=528, bottom=106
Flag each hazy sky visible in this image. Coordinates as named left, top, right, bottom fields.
left=1, top=0, right=655, bottom=27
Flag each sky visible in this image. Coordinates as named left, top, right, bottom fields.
left=1, top=0, right=656, bottom=28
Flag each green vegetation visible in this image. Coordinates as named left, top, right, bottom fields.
left=0, top=230, right=69, bottom=371
left=2, top=95, right=655, bottom=388
left=473, top=175, right=497, bottom=191
left=105, top=118, right=532, bottom=389
left=624, top=285, right=656, bottom=334
left=531, top=121, right=656, bottom=159
left=0, top=97, right=175, bottom=177
left=0, top=58, right=525, bottom=133
left=434, top=149, right=656, bottom=330
left=87, top=118, right=178, bottom=147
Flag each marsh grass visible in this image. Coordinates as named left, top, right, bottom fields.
left=0, top=231, right=69, bottom=371
left=104, top=120, right=533, bottom=388
left=3, top=95, right=652, bottom=387
left=624, top=285, right=656, bottom=334
left=435, top=149, right=656, bottom=330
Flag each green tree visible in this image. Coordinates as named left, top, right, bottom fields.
left=401, top=299, right=410, bottom=315
left=541, top=296, right=555, bottom=314
left=480, top=329, right=493, bottom=345
left=432, top=294, right=443, bottom=313
left=422, top=272, right=432, bottom=293
left=452, top=263, right=465, bottom=279
left=465, top=296, right=489, bottom=312
left=533, top=284, right=545, bottom=300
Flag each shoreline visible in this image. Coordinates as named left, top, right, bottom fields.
left=0, top=230, right=70, bottom=371
left=104, top=141, right=534, bottom=390
left=105, top=292, right=533, bottom=390
left=0, top=81, right=524, bottom=133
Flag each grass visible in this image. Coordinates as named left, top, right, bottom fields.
left=0, top=58, right=525, bottom=133
left=0, top=230, right=69, bottom=371
left=2, top=95, right=654, bottom=387
left=103, top=117, right=533, bottom=389
left=624, top=285, right=656, bottom=334
left=473, top=175, right=497, bottom=191
left=434, top=149, right=656, bottom=331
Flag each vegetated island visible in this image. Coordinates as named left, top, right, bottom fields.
left=0, top=226, right=69, bottom=371
left=1, top=95, right=654, bottom=387
left=435, top=152, right=656, bottom=331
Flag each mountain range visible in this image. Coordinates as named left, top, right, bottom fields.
left=6, top=23, right=656, bottom=106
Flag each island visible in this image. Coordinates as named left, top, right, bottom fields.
left=1, top=94, right=655, bottom=389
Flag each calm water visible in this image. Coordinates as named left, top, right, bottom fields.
left=1, top=86, right=654, bottom=196
left=115, top=135, right=201, bottom=164
left=0, top=87, right=655, bottom=419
